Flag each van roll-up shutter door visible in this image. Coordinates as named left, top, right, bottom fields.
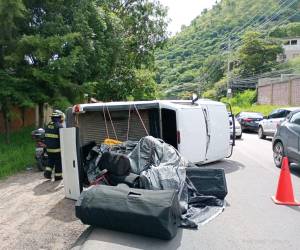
left=77, top=110, right=150, bottom=146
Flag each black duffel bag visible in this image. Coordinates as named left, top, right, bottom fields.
left=98, top=152, right=131, bottom=176
left=75, top=184, right=181, bottom=240
left=186, top=167, right=228, bottom=199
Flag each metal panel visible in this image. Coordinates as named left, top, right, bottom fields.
left=77, top=110, right=150, bottom=146
left=60, top=127, right=81, bottom=200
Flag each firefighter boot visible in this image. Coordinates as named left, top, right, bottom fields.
left=54, top=173, right=63, bottom=181
left=44, top=171, right=52, bottom=180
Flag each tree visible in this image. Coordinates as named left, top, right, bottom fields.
left=0, top=0, right=168, bottom=135
left=236, top=31, right=282, bottom=77
left=270, top=22, right=300, bottom=38
left=0, top=0, right=29, bottom=143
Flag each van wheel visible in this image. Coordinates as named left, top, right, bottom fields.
left=258, top=126, right=266, bottom=139
left=273, top=141, right=284, bottom=168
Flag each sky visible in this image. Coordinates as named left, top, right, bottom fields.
left=159, top=0, right=216, bottom=35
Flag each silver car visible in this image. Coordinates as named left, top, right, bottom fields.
left=230, top=117, right=242, bottom=139
left=258, top=107, right=300, bottom=139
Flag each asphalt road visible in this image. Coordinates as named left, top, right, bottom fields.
left=73, top=133, right=300, bottom=250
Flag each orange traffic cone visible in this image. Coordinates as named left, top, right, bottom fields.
left=272, top=156, right=300, bottom=206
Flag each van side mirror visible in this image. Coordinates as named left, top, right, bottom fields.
left=191, top=93, right=199, bottom=105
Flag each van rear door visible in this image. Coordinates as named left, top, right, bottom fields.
left=176, top=108, right=207, bottom=163
left=60, top=127, right=81, bottom=200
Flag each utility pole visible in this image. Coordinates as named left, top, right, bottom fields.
left=227, top=39, right=232, bottom=98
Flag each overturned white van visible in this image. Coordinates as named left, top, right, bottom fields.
left=60, top=99, right=232, bottom=199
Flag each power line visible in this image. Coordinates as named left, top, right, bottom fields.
left=220, top=0, right=287, bottom=44
left=194, top=0, right=297, bottom=92
left=230, top=0, right=298, bottom=49
left=219, top=0, right=293, bottom=48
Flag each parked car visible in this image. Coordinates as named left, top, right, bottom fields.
left=229, top=116, right=242, bottom=139
left=235, top=112, right=263, bottom=132
left=258, top=107, right=300, bottom=139
left=272, top=109, right=300, bottom=168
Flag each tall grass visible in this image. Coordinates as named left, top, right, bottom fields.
left=231, top=104, right=282, bottom=116
left=0, top=126, right=35, bottom=179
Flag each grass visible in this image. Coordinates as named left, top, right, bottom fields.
left=0, top=126, right=35, bottom=179
left=231, top=104, right=283, bottom=116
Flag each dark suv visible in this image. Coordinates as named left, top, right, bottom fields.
left=273, top=109, right=300, bottom=167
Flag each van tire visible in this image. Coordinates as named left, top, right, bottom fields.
left=258, top=126, right=266, bottom=139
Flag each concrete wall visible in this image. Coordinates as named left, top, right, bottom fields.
left=257, top=76, right=300, bottom=106
left=283, top=38, right=300, bottom=61
left=0, top=104, right=53, bottom=133
left=0, top=107, right=36, bottom=133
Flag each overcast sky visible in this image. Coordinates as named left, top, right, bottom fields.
left=159, top=0, right=216, bottom=35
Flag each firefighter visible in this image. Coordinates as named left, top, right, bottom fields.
left=44, top=110, right=65, bottom=181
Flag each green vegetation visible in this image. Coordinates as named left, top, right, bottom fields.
left=0, top=0, right=168, bottom=142
left=0, top=126, right=35, bottom=178
left=231, top=105, right=282, bottom=116
left=220, top=90, right=281, bottom=115
left=155, top=0, right=300, bottom=98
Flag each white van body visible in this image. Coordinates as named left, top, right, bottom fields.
left=60, top=99, right=231, bottom=200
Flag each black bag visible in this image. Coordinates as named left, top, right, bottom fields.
left=109, top=173, right=140, bottom=188
left=99, top=152, right=131, bottom=176
left=186, top=167, right=228, bottom=199
left=75, top=184, right=181, bottom=240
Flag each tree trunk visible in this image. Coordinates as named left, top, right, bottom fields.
left=38, top=103, right=44, bottom=128
left=21, top=107, right=26, bottom=127
left=3, top=110, right=10, bottom=144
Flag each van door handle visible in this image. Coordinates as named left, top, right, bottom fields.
left=73, top=160, right=76, bottom=168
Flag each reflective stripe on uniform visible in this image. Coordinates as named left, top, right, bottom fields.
left=47, top=148, right=61, bottom=153
left=55, top=173, right=63, bottom=177
left=45, top=133, right=59, bottom=138
left=45, top=167, right=53, bottom=171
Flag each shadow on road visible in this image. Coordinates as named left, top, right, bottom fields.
left=72, top=226, right=94, bottom=249
left=204, top=159, right=246, bottom=174
left=72, top=227, right=183, bottom=250
left=0, top=171, right=43, bottom=190
left=33, top=179, right=63, bottom=195
left=47, top=198, right=78, bottom=223
left=242, top=131, right=258, bottom=134
left=287, top=206, right=300, bottom=213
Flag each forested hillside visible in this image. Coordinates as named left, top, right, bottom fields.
left=155, top=0, right=300, bottom=99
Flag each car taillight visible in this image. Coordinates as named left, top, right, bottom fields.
left=74, top=105, right=80, bottom=113
left=243, top=118, right=253, bottom=122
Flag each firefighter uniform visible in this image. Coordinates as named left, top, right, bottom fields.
left=44, top=121, right=63, bottom=180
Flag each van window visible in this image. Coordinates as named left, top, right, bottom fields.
left=161, top=109, right=178, bottom=149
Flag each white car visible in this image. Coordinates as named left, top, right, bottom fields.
left=230, top=117, right=242, bottom=139
left=258, top=107, right=300, bottom=139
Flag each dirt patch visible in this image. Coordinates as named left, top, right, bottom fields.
left=0, top=171, right=87, bottom=250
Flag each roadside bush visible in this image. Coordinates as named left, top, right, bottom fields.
left=0, top=127, right=35, bottom=179
left=221, top=90, right=257, bottom=107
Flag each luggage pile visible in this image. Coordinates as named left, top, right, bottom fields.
left=75, top=136, right=227, bottom=240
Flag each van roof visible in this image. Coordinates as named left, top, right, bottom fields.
left=72, top=99, right=225, bottom=113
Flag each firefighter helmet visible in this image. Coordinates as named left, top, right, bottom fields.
left=51, top=110, right=65, bottom=121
